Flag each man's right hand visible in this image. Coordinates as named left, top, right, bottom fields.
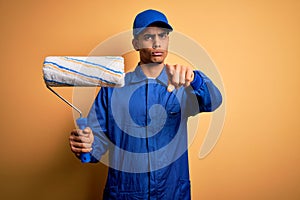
left=69, top=127, right=94, bottom=157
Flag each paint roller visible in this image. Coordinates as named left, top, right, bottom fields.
left=43, top=56, right=125, bottom=163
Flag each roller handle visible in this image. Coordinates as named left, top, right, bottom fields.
left=76, top=117, right=91, bottom=163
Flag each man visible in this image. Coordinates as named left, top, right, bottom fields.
left=69, top=9, right=222, bottom=199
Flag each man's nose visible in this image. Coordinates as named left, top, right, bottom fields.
left=152, top=35, right=161, bottom=49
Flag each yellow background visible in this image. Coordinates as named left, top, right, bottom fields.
left=1, top=0, right=299, bottom=199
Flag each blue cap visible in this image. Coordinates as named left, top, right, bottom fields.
left=133, top=9, right=173, bottom=36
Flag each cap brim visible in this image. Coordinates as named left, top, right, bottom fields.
left=133, top=21, right=173, bottom=36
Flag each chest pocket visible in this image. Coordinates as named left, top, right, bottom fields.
left=166, top=103, right=181, bottom=125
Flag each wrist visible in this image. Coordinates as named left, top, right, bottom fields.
left=190, top=71, right=203, bottom=89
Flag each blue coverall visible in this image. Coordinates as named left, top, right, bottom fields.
left=86, top=65, right=222, bottom=199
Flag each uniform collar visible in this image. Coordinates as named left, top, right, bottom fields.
left=129, top=64, right=169, bottom=87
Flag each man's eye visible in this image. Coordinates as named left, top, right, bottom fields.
left=160, top=33, right=169, bottom=39
left=144, top=35, right=154, bottom=40
left=159, top=33, right=167, bottom=39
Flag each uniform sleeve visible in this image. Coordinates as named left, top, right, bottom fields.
left=87, top=87, right=110, bottom=163
left=185, top=70, right=222, bottom=116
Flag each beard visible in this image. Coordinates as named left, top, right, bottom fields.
left=139, top=48, right=168, bottom=65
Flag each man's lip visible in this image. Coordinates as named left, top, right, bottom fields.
left=152, top=52, right=163, bottom=56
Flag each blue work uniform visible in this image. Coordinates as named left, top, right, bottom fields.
left=86, top=65, right=222, bottom=199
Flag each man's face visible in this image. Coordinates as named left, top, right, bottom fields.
left=133, top=26, right=169, bottom=64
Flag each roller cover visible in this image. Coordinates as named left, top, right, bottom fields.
left=43, top=56, right=125, bottom=87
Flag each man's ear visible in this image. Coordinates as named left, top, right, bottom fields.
left=132, top=38, right=139, bottom=51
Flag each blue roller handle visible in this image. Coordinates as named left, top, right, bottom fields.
left=76, top=117, right=91, bottom=163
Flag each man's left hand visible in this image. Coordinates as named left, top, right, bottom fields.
left=166, top=64, right=194, bottom=92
